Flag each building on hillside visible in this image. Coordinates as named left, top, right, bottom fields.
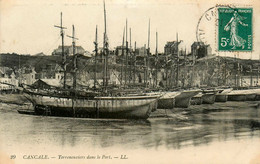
left=20, top=67, right=36, bottom=85
left=34, top=52, right=46, bottom=56
left=135, top=47, right=147, bottom=57
left=115, top=46, right=127, bottom=56
left=191, top=42, right=212, bottom=59
left=164, top=41, right=182, bottom=56
left=0, top=67, right=18, bottom=90
left=36, top=64, right=63, bottom=79
left=52, top=45, right=85, bottom=56
left=32, top=79, right=62, bottom=89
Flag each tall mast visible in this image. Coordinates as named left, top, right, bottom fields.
left=133, top=41, right=136, bottom=84
left=130, top=28, right=132, bottom=49
left=155, top=30, right=158, bottom=87
left=176, top=32, right=179, bottom=87
left=148, top=19, right=150, bottom=49
left=125, top=19, right=128, bottom=86
left=191, top=44, right=196, bottom=87
left=129, top=27, right=132, bottom=84
left=146, top=19, right=150, bottom=87
left=94, top=25, right=98, bottom=88
left=121, top=27, right=125, bottom=85
left=67, top=25, right=78, bottom=90
left=103, top=0, right=109, bottom=88
left=54, top=12, right=67, bottom=89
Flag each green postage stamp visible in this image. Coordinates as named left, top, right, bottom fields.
left=218, top=7, right=252, bottom=51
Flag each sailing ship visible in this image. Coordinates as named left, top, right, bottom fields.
left=191, top=92, right=203, bottom=105
left=201, top=89, right=218, bottom=104
left=22, top=2, right=161, bottom=119
left=215, top=88, right=233, bottom=102
left=227, top=88, right=257, bottom=101
left=156, top=91, right=180, bottom=109
left=174, top=89, right=201, bottom=108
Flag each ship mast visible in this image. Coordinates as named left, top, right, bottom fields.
left=176, top=32, right=179, bottom=87
left=184, top=47, right=187, bottom=88
left=125, top=19, right=128, bottom=86
left=103, top=0, right=109, bottom=89
left=54, top=12, right=67, bottom=89
left=146, top=19, right=150, bottom=88
left=121, top=27, right=125, bottom=85
left=133, top=41, right=136, bottom=84
left=67, top=25, right=78, bottom=90
left=129, top=27, right=132, bottom=84
left=94, top=25, right=98, bottom=88
left=155, top=30, right=158, bottom=87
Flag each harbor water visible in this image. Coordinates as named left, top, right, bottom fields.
left=1, top=101, right=260, bottom=164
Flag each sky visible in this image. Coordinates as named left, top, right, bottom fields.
left=0, top=0, right=259, bottom=59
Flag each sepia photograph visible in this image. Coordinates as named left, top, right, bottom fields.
left=0, top=0, right=260, bottom=163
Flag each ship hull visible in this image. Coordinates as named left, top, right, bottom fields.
left=227, top=94, right=246, bottom=101
left=245, top=94, right=256, bottom=101
left=175, top=90, right=200, bottom=108
left=255, top=95, right=260, bottom=101
left=190, top=96, right=202, bottom=105
left=215, top=88, right=232, bottom=102
left=24, top=93, right=159, bottom=119
left=0, top=93, right=29, bottom=105
left=157, top=98, right=175, bottom=109
left=227, top=89, right=257, bottom=101
left=202, top=93, right=216, bottom=104
left=215, top=95, right=228, bottom=102
left=157, top=92, right=180, bottom=109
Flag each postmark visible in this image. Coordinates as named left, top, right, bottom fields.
left=218, top=7, right=253, bottom=51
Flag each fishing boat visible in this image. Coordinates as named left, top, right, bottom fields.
left=253, top=88, right=260, bottom=100
left=201, top=90, right=217, bottom=104
left=174, top=89, right=201, bottom=108
left=23, top=89, right=159, bottom=119
left=227, top=89, right=256, bottom=101
left=156, top=91, right=181, bottom=109
left=190, top=92, right=203, bottom=105
left=215, top=88, right=233, bottom=102
left=21, top=3, right=161, bottom=120
left=0, top=83, right=28, bottom=105
left=245, top=89, right=257, bottom=101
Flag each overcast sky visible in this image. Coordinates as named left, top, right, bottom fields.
left=0, top=0, right=259, bottom=59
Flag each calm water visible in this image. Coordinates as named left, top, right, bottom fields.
left=1, top=102, right=260, bottom=164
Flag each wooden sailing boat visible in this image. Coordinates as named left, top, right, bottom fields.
left=163, top=34, right=200, bottom=108
left=22, top=2, right=161, bottom=119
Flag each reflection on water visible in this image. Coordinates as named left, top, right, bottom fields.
left=0, top=101, right=260, bottom=151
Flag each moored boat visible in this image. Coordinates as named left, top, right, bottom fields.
left=254, top=88, right=260, bottom=100
left=202, top=92, right=216, bottom=104
left=24, top=89, right=160, bottom=119
left=174, top=89, right=201, bottom=108
left=190, top=92, right=203, bottom=105
left=227, top=89, right=256, bottom=101
left=156, top=91, right=181, bottom=109
left=215, top=88, right=233, bottom=102
left=200, top=89, right=218, bottom=104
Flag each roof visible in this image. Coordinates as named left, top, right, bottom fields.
left=0, top=67, right=14, bottom=77
left=164, top=41, right=182, bottom=48
left=34, top=52, right=46, bottom=56
left=40, top=79, right=62, bottom=87
left=52, top=45, right=86, bottom=55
